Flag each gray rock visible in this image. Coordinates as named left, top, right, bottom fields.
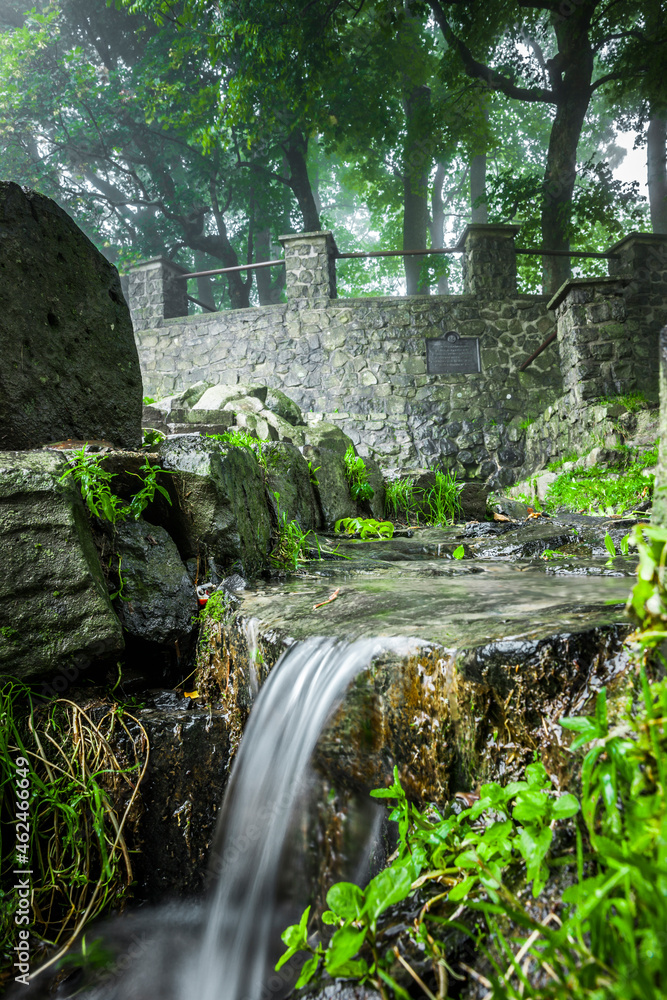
left=264, top=386, right=305, bottom=426
left=303, top=421, right=355, bottom=455
left=113, top=521, right=198, bottom=645
left=459, top=481, right=489, bottom=521
left=264, top=442, right=321, bottom=530
left=303, top=446, right=357, bottom=528
left=159, top=435, right=272, bottom=575
left=0, top=450, right=123, bottom=682
left=363, top=456, right=386, bottom=520
left=0, top=182, right=142, bottom=449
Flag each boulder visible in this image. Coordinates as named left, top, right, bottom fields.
left=113, top=521, right=198, bottom=646
left=0, top=451, right=123, bottom=683
left=264, top=387, right=305, bottom=427
left=0, top=182, right=142, bottom=449
left=459, top=481, right=489, bottom=521
left=264, top=442, right=321, bottom=531
left=303, top=446, right=357, bottom=528
left=303, top=421, right=355, bottom=455
left=159, top=435, right=272, bottom=576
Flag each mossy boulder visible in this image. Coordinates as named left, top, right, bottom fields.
left=0, top=182, right=142, bottom=449
left=0, top=450, right=123, bottom=683
left=303, top=446, right=358, bottom=528
left=113, top=520, right=198, bottom=646
left=264, top=442, right=321, bottom=530
left=159, top=435, right=272, bottom=576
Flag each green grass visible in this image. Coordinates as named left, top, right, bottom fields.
left=384, top=471, right=463, bottom=526
left=270, top=492, right=319, bottom=572
left=597, top=390, right=652, bottom=413
left=206, top=429, right=267, bottom=469
left=543, top=446, right=657, bottom=515
left=343, top=446, right=374, bottom=503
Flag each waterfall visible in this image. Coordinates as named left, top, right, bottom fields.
left=182, top=636, right=395, bottom=1000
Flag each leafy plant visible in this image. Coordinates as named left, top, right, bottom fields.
left=385, top=477, right=420, bottom=525
left=423, top=470, right=463, bottom=526
left=206, top=429, right=267, bottom=469
left=542, top=453, right=655, bottom=515
left=335, top=517, right=394, bottom=539
left=0, top=680, right=148, bottom=982
left=142, top=396, right=155, bottom=405
left=343, top=445, right=374, bottom=503
left=540, top=548, right=566, bottom=560
left=452, top=545, right=464, bottom=559
left=142, top=427, right=165, bottom=447
left=270, top=492, right=319, bottom=572
left=58, top=447, right=172, bottom=523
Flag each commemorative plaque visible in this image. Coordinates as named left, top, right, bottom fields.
left=426, top=331, right=481, bottom=375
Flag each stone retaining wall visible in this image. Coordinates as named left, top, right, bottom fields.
left=129, top=227, right=667, bottom=486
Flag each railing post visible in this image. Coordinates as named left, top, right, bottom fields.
left=607, top=231, right=667, bottom=283
left=456, top=223, right=521, bottom=297
left=128, top=256, right=189, bottom=330
left=278, top=231, right=338, bottom=305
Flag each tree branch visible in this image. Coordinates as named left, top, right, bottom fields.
left=427, top=0, right=555, bottom=103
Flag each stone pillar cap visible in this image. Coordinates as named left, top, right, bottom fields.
left=455, top=223, right=521, bottom=250
left=607, top=230, right=667, bottom=253
left=278, top=230, right=339, bottom=254
left=128, top=256, right=190, bottom=273
left=547, top=275, right=633, bottom=312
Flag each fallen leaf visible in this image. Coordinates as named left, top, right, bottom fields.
left=184, top=690, right=199, bottom=699
left=493, top=512, right=510, bottom=521
left=527, top=511, right=542, bottom=519
left=313, top=587, right=340, bottom=610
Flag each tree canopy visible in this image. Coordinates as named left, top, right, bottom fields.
left=0, top=0, right=663, bottom=303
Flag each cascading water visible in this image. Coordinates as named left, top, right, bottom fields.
left=180, top=635, right=399, bottom=1000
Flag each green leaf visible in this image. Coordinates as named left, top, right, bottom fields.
left=525, top=761, right=550, bottom=789
left=448, top=874, right=477, bottom=901
left=364, top=865, right=412, bottom=920
left=321, top=910, right=337, bottom=925
left=326, top=882, right=364, bottom=920
left=325, top=926, right=367, bottom=974
left=551, top=793, right=580, bottom=819
left=295, top=954, right=320, bottom=987
left=452, top=545, right=465, bottom=559
left=512, top=789, right=551, bottom=824
left=604, top=532, right=616, bottom=558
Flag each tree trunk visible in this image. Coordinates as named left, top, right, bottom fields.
left=255, top=228, right=284, bottom=305
left=470, top=153, right=488, bottom=223
left=284, top=130, right=321, bottom=232
left=430, top=163, right=450, bottom=293
left=194, top=252, right=216, bottom=311
left=403, top=84, right=431, bottom=295
left=541, top=12, right=594, bottom=293
left=648, top=114, right=667, bottom=234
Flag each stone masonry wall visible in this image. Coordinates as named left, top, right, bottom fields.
left=130, top=227, right=667, bottom=487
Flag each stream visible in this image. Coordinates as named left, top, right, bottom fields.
left=17, top=513, right=639, bottom=1000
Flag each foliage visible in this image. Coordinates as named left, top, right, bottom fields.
left=542, top=450, right=656, bottom=515
left=625, top=523, right=667, bottom=657
left=270, top=492, right=319, bottom=572
left=58, top=447, right=172, bottom=523
left=452, top=544, right=464, bottom=559
left=598, top=391, right=653, bottom=414
left=142, top=428, right=165, bottom=447
left=385, top=471, right=463, bottom=526
left=343, top=446, right=374, bottom=504
left=546, top=452, right=578, bottom=473
left=207, top=429, right=268, bottom=469
left=0, top=679, right=148, bottom=982
left=335, top=517, right=394, bottom=539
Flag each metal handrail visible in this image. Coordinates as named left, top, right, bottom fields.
left=175, top=258, right=284, bottom=280
left=519, top=331, right=558, bottom=372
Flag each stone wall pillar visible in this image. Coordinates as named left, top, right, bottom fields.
left=128, top=257, right=189, bottom=331
left=279, top=231, right=337, bottom=305
left=457, top=224, right=520, bottom=297
left=608, top=231, right=667, bottom=284
left=549, top=277, right=634, bottom=405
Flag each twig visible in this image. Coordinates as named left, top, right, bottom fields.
left=393, top=947, right=438, bottom=1000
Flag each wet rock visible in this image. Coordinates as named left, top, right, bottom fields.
left=0, top=181, right=142, bottom=450
left=0, top=450, right=123, bottom=683
left=265, top=387, right=306, bottom=426
left=159, top=435, right=272, bottom=576
left=304, top=421, right=355, bottom=455
left=459, top=481, right=488, bottom=521
left=303, top=446, right=357, bottom=528
left=363, top=456, right=386, bottom=521
left=265, top=442, right=322, bottom=530
left=115, top=694, right=233, bottom=900
left=113, top=520, right=198, bottom=646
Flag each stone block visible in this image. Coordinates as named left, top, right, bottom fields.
left=0, top=182, right=142, bottom=449
left=0, top=450, right=124, bottom=682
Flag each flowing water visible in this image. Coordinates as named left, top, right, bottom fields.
left=181, top=635, right=403, bottom=1000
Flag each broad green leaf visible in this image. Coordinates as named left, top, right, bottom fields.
left=364, top=865, right=412, bottom=920
left=448, top=874, right=477, bottom=901
left=295, top=954, right=320, bottom=988
left=525, top=761, right=550, bottom=789
left=325, top=926, right=366, bottom=973
left=551, top=793, right=580, bottom=819
left=512, top=789, right=551, bottom=824
left=326, top=882, right=364, bottom=920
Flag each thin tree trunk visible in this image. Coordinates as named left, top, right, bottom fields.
left=470, top=154, right=488, bottom=223
left=255, top=228, right=284, bottom=304
left=284, top=130, right=321, bottom=232
left=403, top=84, right=431, bottom=295
left=430, top=163, right=449, bottom=293
left=648, top=114, right=667, bottom=234
left=194, top=252, right=216, bottom=311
